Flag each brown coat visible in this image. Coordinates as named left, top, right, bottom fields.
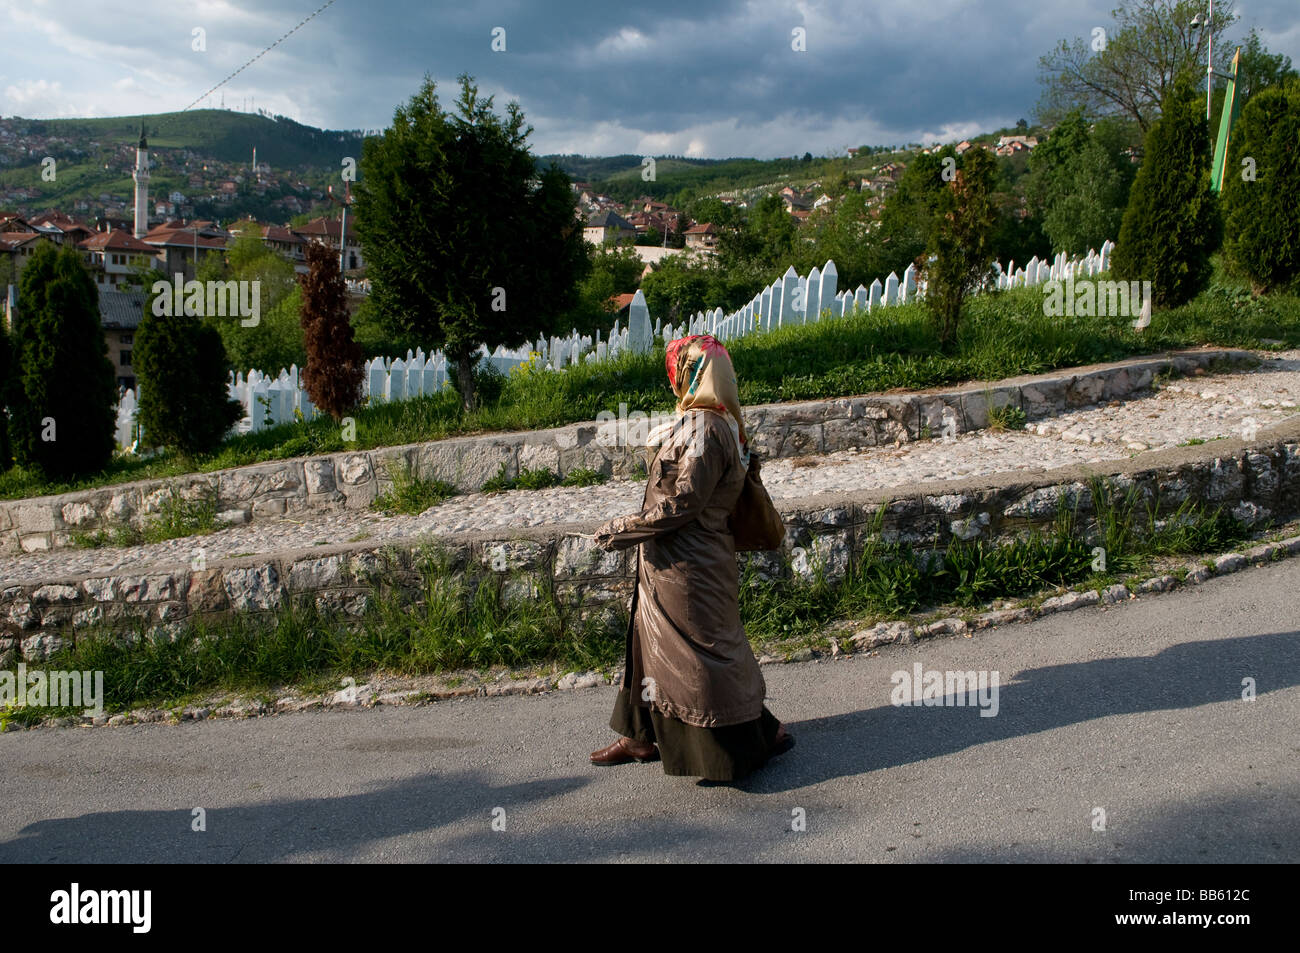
left=597, top=408, right=766, bottom=728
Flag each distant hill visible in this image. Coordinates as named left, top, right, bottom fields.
left=6, top=109, right=366, bottom=170
left=0, top=108, right=1032, bottom=225
left=0, top=109, right=367, bottom=224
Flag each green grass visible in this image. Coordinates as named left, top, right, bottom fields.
left=560, top=467, right=610, bottom=487
left=71, top=487, right=224, bottom=548
left=988, top=403, right=1028, bottom=432
left=370, top=463, right=458, bottom=516
left=35, top=546, right=624, bottom=715
left=19, top=476, right=1264, bottom=716
left=481, top=463, right=609, bottom=493
left=5, top=271, right=1298, bottom=503
left=739, top=482, right=1257, bottom=641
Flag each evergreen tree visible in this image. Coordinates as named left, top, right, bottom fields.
left=1027, top=110, right=1136, bottom=255
left=874, top=150, right=952, bottom=280
left=354, top=74, right=590, bottom=411
left=300, top=241, right=364, bottom=420
left=1111, top=81, right=1220, bottom=308
left=134, top=285, right=244, bottom=456
left=8, top=243, right=117, bottom=479
left=1222, top=80, right=1300, bottom=293
left=0, top=316, right=11, bottom=471
left=922, top=148, right=998, bottom=350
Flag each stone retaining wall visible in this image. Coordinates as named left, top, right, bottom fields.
left=0, top=349, right=1255, bottom=556
left=2, top=411, right=1295, bottom=668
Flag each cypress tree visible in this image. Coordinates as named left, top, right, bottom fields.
left=8, top=243, right=117, bottom=479
left=134, top=285, right=243, bottom=457
left=1222, top=81, right=1300, bottom=293
left=923, top=147, right=998, bottom=350
left=1111, top=80, right=1221, bottom=308
left=300, top=241, right=364, bottom=420
left=0, top=315, right=11, bottom=471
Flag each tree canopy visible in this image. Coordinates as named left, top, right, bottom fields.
left=1037, top=0, right=1237, bottom=131
left=354, top=73, right=590, bottom=410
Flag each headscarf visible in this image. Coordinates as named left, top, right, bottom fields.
left=647, top=334, right=749, bottom=464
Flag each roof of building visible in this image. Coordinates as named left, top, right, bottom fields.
left=586, top=210, right=634, bottom=230
left=684, top=223, right=717, bottom=235
left=79, top=229, right=156, bottom=253
left=264, top=225, right=304, bottom=244
left=295, top=216, right=354, bottom=242
left=99, top=289, right=147, bottom=330
left=142, top=228, right=229, bottom=250
left=0, top=231, right=44, bottom=249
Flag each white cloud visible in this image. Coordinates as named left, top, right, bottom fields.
left=529, top=109, right=1001, bottom=160
left=3, top=79, right=74, bottom=116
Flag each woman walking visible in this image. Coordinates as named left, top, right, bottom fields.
left=590, top=334, right=793, bottom=781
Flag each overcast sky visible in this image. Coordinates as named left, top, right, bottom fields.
left=2, top=0, right=1297, bottom=157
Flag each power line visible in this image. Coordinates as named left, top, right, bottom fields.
left=180, top=0, right=338, bottom=113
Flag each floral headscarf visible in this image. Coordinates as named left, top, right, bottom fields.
left=661, top=334, right=748, bottom=456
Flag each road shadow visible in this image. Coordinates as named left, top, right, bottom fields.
left=736, top=630, right=1300, bottom=794
left=0, top=768, right=589, bottom=864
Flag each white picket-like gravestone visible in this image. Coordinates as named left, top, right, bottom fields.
left=388, top=358, right=407, bottom=402
left=190, top=238, right=1114, bottom=440
left=114, top=389, right=136, bottom=448
left=779, top=267, right=798, bottom=326
left=805, top=266, right=821, bottom=324
left=819, top=261, right=837, bottom=317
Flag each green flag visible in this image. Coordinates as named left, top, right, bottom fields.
left=1211, top=48, right=1242, bottom=193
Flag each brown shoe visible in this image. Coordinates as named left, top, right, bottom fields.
left=590, top=736, right=660, bottom=766
left=770, top=724, right=795, bottom=758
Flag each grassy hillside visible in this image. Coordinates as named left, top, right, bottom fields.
left=13, top=110, right=366, bottom=168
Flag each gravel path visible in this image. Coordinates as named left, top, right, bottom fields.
left=3, top=352, right=1297, bottom=584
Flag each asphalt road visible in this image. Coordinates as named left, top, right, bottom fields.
left=2, top=559, right=1297, bottom=863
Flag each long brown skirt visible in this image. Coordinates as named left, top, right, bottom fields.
left=610, top=686, right=782, bottom=781
left=609, top=548, right=781, bottom=781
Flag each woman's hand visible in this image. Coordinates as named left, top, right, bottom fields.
left=593, top=518, right=624, bottom=552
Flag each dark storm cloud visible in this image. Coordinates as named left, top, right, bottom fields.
left=3, top=0, right=1297, bottom=156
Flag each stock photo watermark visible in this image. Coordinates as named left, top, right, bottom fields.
left=890, top=664, right=1000, bottom=717
left=50, top=884, right=151, bottom=933
left=151, top=273, right=261, bottom=327
left=1, top=664, right=104, bottom=717
left=1042, top=275, right=1152, bottom=325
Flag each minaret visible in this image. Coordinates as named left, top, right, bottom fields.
left=132, top=123, right=149, bottom=239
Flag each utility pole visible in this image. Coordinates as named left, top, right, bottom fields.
left=1206, top=0, right=1214, bottom=121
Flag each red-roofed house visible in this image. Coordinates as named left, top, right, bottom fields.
left=0, top=212, right=34, bottom=233
left=684, top=223, right=719, bottom=251
left=0, top=231, right=52, bottom=288
left=143, top=226, right=230, bottom=280
left=79, top=229, right=159, bottom=289
left=295, top=216, right=363, bottom=272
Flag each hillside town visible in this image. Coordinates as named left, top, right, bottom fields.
left=0, top=115, right=348, bottom=222
left=0, top=121, right=1052, bottom=397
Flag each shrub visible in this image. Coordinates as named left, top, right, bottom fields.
left=1222, top=81, right=1300, bottom=294
left=920, top=147, right=998, bottom=349
left=0, top=316, right=11, bottom=471
left=1112, top=81, right=1221, bottom=308
left=135, top=285, right=244, bottom=456
left=371, top=462, right=457, bottom=515
left=300, top=241, right=365, bottom=419
left=7, top=243, right=117, bottom=479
